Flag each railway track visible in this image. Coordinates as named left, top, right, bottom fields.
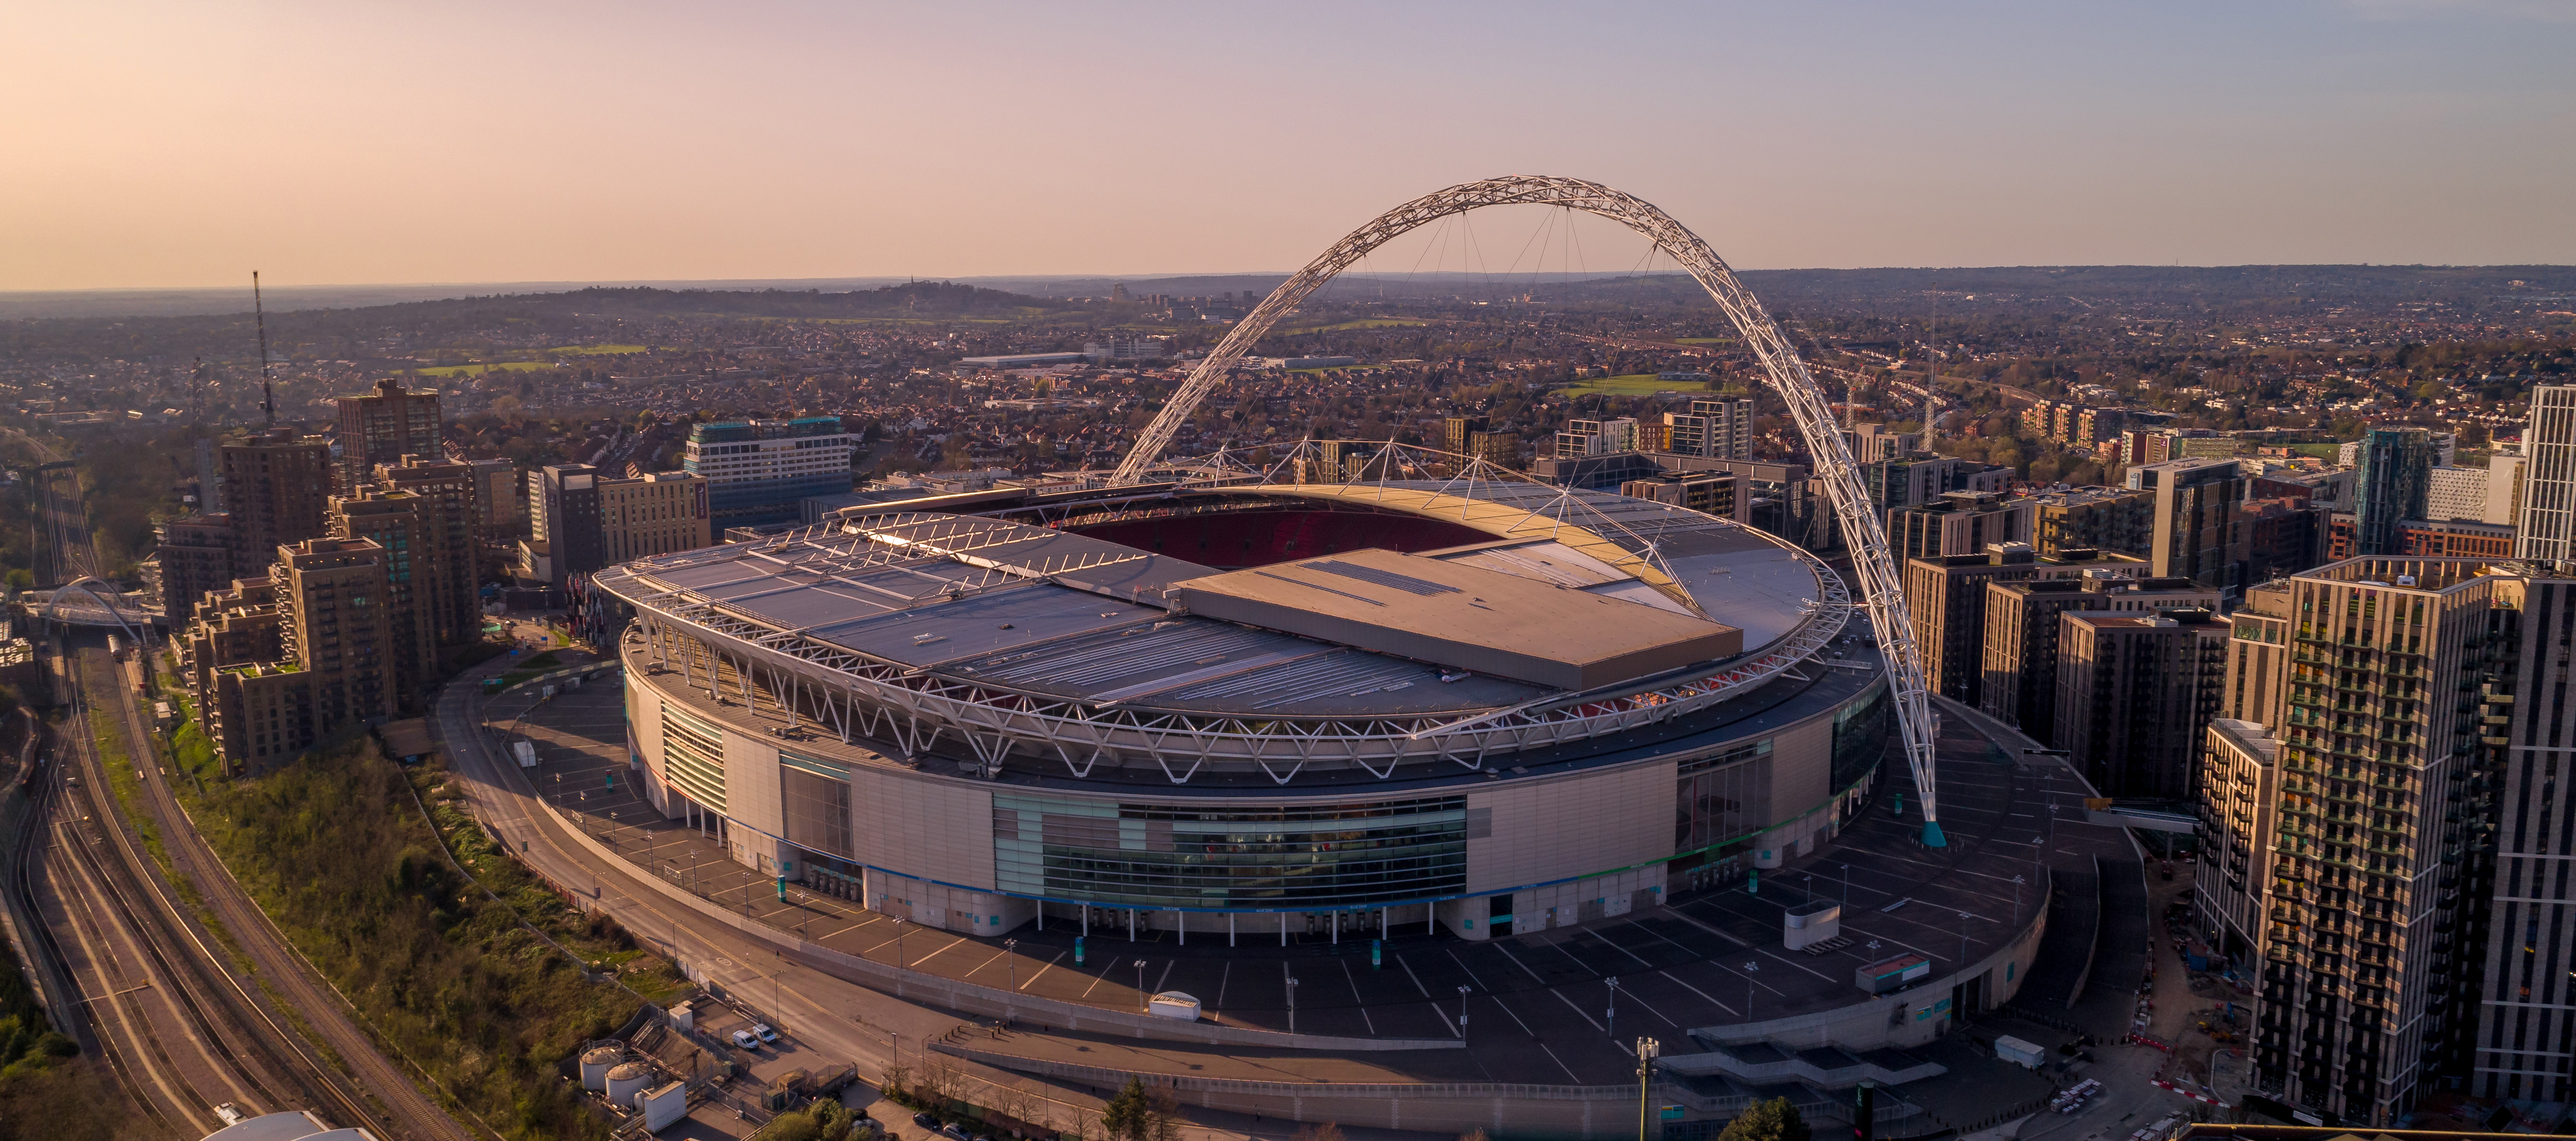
left=33, top=646, right=382, bottom=1136
left=70, top=644, right=477, bottom=1141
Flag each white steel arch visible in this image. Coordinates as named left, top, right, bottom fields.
left=1110, top=175, right=1949, bottom=844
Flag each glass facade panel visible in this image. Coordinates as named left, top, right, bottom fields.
left=1831, top=679, right=1891, bottom=792
left=991, top=794, right=1466, bottom=909
left=1676, top=739, right=1770, bottom=852
left=660, top=703, right=728, bottom=811
left=782, top=753, right=852, bottom=859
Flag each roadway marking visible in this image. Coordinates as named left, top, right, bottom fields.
left=1216, top=961, right=1230, bottom=1007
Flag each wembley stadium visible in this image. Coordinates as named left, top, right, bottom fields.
left=588, top=464, right=1902, bottom=946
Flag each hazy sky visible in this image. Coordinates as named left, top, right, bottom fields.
left=5, top=1, right=2572, bottom=290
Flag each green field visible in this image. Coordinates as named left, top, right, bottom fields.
left=1283, top=318, right=1429, bottom=333
left=1562, top=373, right=1709, bottom=395
left=412, top=360, right=564, bottom=377
left=2291, top=442, right=2344, bottom=459
left=550, top=344, right=648, bottom=355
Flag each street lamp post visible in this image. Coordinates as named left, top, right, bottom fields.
left=1004, top=938, right=1019, bottom=1025
left=1743, top=961, right=1758, bottom=1023
left=1606, top=975, right=1619, bottom=1043
left=1134, top=959, right=1149, bottom=1012
left=1456, top=985, right=1471, bottom=1038
left=893, top=918, right=907, bottom=967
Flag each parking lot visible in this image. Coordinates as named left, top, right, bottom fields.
left=482, top=666, right=2097, bottom=1088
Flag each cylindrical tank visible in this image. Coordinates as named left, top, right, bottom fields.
left=580, top=1046, right=621, bottom=1091
left=605, top=1061, right=653, bottom=1105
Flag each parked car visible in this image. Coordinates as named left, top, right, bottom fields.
left=940, top=1124, right=970, bottom=1141
left=753, top=1023, right=779, bottom=1044
left=731, top=1029, right=760, bottom=1050
left=913, top=1113, right=940, bottom=1129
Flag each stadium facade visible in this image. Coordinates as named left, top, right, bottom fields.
left=591, top=477, right=1897, bottom=942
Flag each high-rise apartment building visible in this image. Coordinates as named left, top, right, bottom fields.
left=2197, top=716, right=2281, bottom=964
left=1844, top=423, right=1920, bottom=463
left=2520, top=386, right=2576, bottom=562
left=2030, top=486, right=2156, bottom=558
left=2246, top=557, right=2525, bottom=1121
left=1901, top=546, right=2147, bottom=708
left=334, top=378, right=443, bottom=494
left=2130, top=457, right=2250, bottom=597
left=1466, top=431, right=1520, bottom=470
left=2220, top=582, right=2294, bottom=725
left=1905, top=546, right=2039, bottom=707
left=468, top=458, right=523, bottom=536
left=683, top=416, right=855, bottom=529
left=1442, top=417, right=1484, bottom=457
left=2353, top=426, right=2436, bottom=557
left=274, top=539, right=398, bottom=728
left=2054, top=610, right=2229, bottom=800
left=371, top=455, right=484, bottom=646
left=536, top=465, right=605, bottom=579
left=1559, top=417, right=1641, bottom=459
left=2470, top=570, right=2576, bottom=1103
left=1980, top=573, right=2222, bottom=746
left=182, top=538, right=406, bottom=770
left=599, top=471, right=711, bottom=564
left=1667, top=398, right=1755, bottom=460
left=1888, top=491, right=2033, bottom=560
left=147, top=513, right=238, bottom=625
left=221, top=429, right=335, bottom=568
left=327, top=491, right=438, bottom=697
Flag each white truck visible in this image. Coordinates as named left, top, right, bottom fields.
left=512, top=740, right=538, bottom=768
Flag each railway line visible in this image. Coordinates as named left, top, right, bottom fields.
left=0, top=415, right=474, bottom=1139
left=23, top=645, right=378, bottom=1136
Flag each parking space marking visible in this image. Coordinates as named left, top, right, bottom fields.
left=1395, top=953, right=1432, bottom=999
left=1544, top=984, right=1605, bottom=1033
left=1492, top=940, right=1563, bottom=986
left=1340, top=959, right=1375, bottom=1035
left=1216, top=961, right=1230, bottom=1008
left=1079, top=962, right=1116, bottom=999
left=960, top=946, right=1010, bottom=981
left=1659, top=906, right=1750, bottom=947
left=1656, top=969, right=1736, bottom=1017
left=1019, top=951, right=1065, bottom=991
left=907, top=935, right=967, bottom=968
left=1444, top=947, right=1493, bottom=993
left=1577, top=929, right=1658, bottom=971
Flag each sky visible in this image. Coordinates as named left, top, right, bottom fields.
left=4, top=0, right=2573, bottom=291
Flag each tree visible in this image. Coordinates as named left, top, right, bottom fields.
left=1102, top=1078, right=1152, bottom=1141
left=1715, top=1097, right=1810, bottom=1141
left=1296, top=1123, right=1345, bottom=1141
